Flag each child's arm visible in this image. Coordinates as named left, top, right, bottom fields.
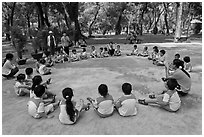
left=18, top=84, right=31, bottom=89
left=115, top=98, right=122, bottom=108
left=37, top=102, right=54, bottom=118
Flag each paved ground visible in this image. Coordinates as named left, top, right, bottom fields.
left=2, top=42, right=202, bottom=135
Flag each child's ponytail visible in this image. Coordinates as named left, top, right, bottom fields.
left=65, top=96, right=75, bottom=122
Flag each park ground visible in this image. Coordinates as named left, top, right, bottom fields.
left=2, top=34, right=202, bottom=135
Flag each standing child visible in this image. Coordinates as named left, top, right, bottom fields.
left=114, top=45, right=122, bottom=56
left=59, top=87, right=90, bottom=124
left=80, top=48, right=88, bottom=60
left=27, top=85, right=60, bottom=119
left=115, top=83, right=137, bottom=117
left=183, top=56, right=192, bottom=73
left=38, top=58, right=51, bottom=75
left=90, top=46, right=97, bottom=58
left=70, top=49, right=80, bottom=62
left=138, top=46, right=148, bottom=57
left=138, top=78, right=181, bottom=112
left=14, top=73, right=31, bottom=96
left=87, top=84, right=115, bottom=118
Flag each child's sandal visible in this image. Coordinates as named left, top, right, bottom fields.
left=149, top=94, right=156, bottom=99
left=138, top=99, right=148, bottom=105
left=85, top=103, right=91, bottom=111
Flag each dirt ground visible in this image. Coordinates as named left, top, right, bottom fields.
left=2, top=42, right=202, bottom=135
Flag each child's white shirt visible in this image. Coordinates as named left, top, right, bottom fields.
left=39, top=64, right=46, bottom=75
left=184, top=62, right=192, bottom=72
left=163, top=91, right=181, bottom=111
left=14, top=81, right=28, bottom=96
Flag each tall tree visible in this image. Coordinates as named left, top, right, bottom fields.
left=174, top=2, right=183, bottom=42
left=36, top=2, right=45, bottom=29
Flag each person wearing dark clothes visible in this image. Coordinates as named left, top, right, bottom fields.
left=47, top=31, right=56, bottom=56
left=108, top=42, right=115, bottom=56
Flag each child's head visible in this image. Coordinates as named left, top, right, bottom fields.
left=98, top=84, right=108, bottom=97
left=63, top=32, right=66, bottom=36
left=117, top=45, right=120, bottom=49
left=72, top=49, right=77, bottom=54
left=175, top=53, right=180, bottom=59
left=82, top=48, right=86, bottom=52
left=91, top=46, right=95, bottom=51
left=104, top=47, right=108, bottom=51
left=173, top=59, right=184, bottom=69
left=144, top=46, right=148, bottom=51
left=6, top=53, right=14, bottom=61
left=183, top=56, right=190, bottom=63
left=34, top=85, right=45, bottom=98
left=122, top=83, right=132, bottom=95
left=25, top=67, right=33, bottom=76
left=153, top=46, right=158, bottom=50
left=62, top=87, right=75, bottom=122
left=100, top=47, right=103, bottom=52
left=32, top=75, right=43, bottom=90
left=154, top=48, right=159, bottom=53
left=134, top=45, right=137, bottom=49
left=17, top=73, right=26, bottom=82
left=166, top=78, right=178, bottom=90
left=39, top=58, right=46, bottom=65
left=160, top=50, right=166, bottom=56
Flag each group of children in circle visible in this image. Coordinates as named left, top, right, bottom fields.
left=3, top=41, right=193, bottom=125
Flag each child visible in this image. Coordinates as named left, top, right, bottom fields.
left=90, top=46, right=97, bottom=58
left=45, top=55, right=54, bottom=67
left=27, top=85, right=60, bottom=119
left=38, top=58, right=51, bottom=75
left=53, top=50, right=64, bottom=63
left=59, top=87, right=90, bottom=124
left=138, top=78, right=181, bottom=112
left=25, top=67, right=34, bottom=86
left=70, top=49, right=80, bottom=62
left=87, top=84, right=114, bottom=118
left=168, top=53, right=181, bottom=73
left=108, top=43, right=115, bottom=56
left=183, top=56, right=192, bottom=73
left=175, top=53, right=180, bottom=60
left=31, top=75, right=54, bottom=100
left=98, top=47, right=104, bottom=58
left=14, top=73, right=31, bottom=96
left=148, top=46, right=159, bottom=60
left=35, top=59, right=40, bottom=73
left=114, top=45, right=122, bottom=56
left=103, top=47, right=109, bottom=57
left=138, top=46, right=148, bottom=57
left=80, top=48, right=88, bottom=60
left=115, top=83, right=137, bottom=117
left=153, top=49, right=166, bottom=66
left=131, top=45, right=139, bottom=56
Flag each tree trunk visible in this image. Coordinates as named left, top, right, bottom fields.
left=115, top=14, right=122, bottom=35
left=62, top=2, right=71, bottom=29
left=36, top=2, right=45, bottom=29
left=44, top=5, right=51, bottom=28
left=88, top=4, right=100, bottom=37
left=163, top=3, right=169, bottom=35
left=10, top=2, right=16, bottom=26
left=174, top=2, right=183, bottom=42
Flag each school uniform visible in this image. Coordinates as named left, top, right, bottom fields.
left=162, top=91, right=181, bottom=111
left=14, top=81, right=29, bottom=96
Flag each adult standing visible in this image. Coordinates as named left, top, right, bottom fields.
left=164, top=59, right=191, bottom=96
left=47, top=31, right=56, bottom=56
left=2, top=53, right=19, bottom=79
left=61, top=32, right=71, bottom=55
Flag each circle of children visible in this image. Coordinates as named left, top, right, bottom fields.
left=2, top=41, right=192, bottom=125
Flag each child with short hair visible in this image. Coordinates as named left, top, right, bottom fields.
left=25, top=67, right=34, bottom=86
left=148, top=46, right=159, bottom=60
left=103, top=47, right=109, bottom=57
left=183, top=56, right=192, bottom=72
left=59, top=87, right=90, bottom=124
left=70, top=49, right=80, bottom=62
left=90, top=46, right=97, bottom=58
left=154, top=49, right=166, bottom=66
left=108, top=43, right=115, bottom=56
left=138, top=46, right=148, bottom=57
left=27, top=85, right=60, bottom=119
left=115, top=83, right=137, bottom=117
left=175, top=53, right=180, bottom=60
left=98, top=47, right=104, bottom=58
left=138, top=78, right=181, bottom=112
left=14, top=73, right=31, bottom=96
left=114, top=45, right=122, bottom=56
left=39, top=58, right=51, bottom=75
left=80, top=48, right=88, bottom=60
left=87, top=84, right=114, bottom=118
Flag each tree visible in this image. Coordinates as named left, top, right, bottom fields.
left=174, top=2, right=183, bottom=42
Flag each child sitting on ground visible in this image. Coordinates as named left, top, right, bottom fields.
left=103, top=47, right=109, bottom=57
left=115, top=83, right=137, bottom=117
left=98, top=47, right=104, bottom=58
left=35, top=59, right=40, bottom=73
left=90, top=46, right=97, bottom=58
left=80, top=48, right=88, bottom=60
left=127, top=44, right=139, bottom=56
left=168, top=53, right=181, bottom=73
left=138, top=46, right=149, bottom=57
left=114, top=45, right=122, bottom=56
left=153, top=49, right=166, bottom=66
left=71, top=49, right=80, bottom=62
left=59, top=87, right=90, bottom=124
left=25, top=67, right=34, bottom=86
left=108, top=43, right=115, bottom=56
left=138, top=78, right=181, bottom=112
left=183, top=56, right=192, bottom=73
left=45, top=55, right=54, bottom=67
left=53, top=50, right=64, bottom=63
left=148, top=46, right=159, bottom=60
left=38, top=58, right=51, bottom=75
left=27, top=85, right=60, bottom=119
left=87, top=84, right=114, bottom=118
left=14, top=73, right=31, bottom=96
